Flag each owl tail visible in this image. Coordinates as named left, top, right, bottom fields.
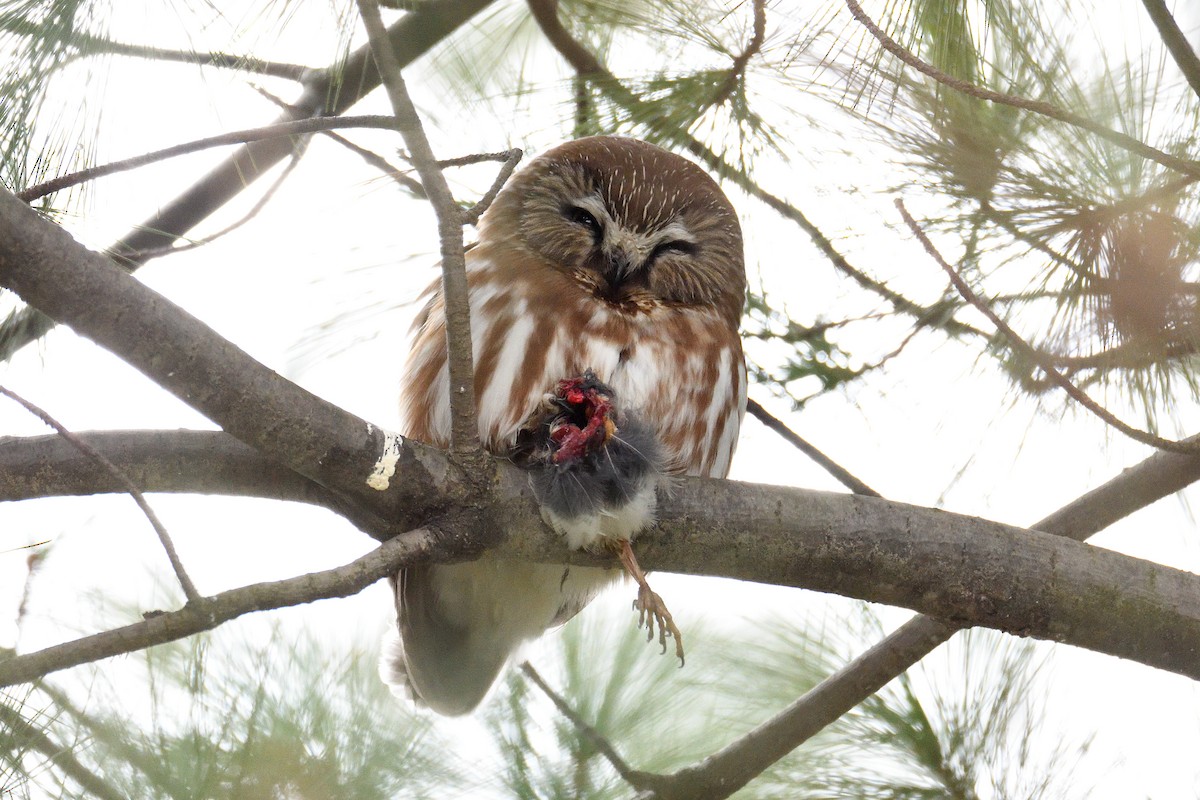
left=381, top=565, right=516, bottom=716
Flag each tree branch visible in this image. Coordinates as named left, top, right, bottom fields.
left=17, top=116, right=399, bottom=204
left=1140, top=0, right=1200, bottom=101
left=0, top=387, right=200, bottom=604
left=0, top=0, right=497, bottom=362
left=518, top=662, right=649, bottom=786
left=746, top=399, right=881, bottom=496
left=0, top=528, right=436, bottom=687
left=4, top=424, right=1200, bottom=686
left=356, top=0, right=481, bottom=460
left=0, top=185, right=467, bottom=533
left=632, top=425, right=1200, bottom=799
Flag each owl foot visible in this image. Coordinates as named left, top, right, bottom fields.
left=611, top=538, right=685, bottom=666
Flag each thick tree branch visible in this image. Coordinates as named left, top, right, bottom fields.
left=0, top=0, right=496, bottom=362
left=556, top=428, right=1200, bottom=800
left=0, top=186, right=457, bottom=528
left=0, top=528, right=436, bottom=687
left=0, top=431, right=322, bottom=505
left=357, top=0, right=481, bottom=459
left=3, top=425, right=1200, bottom=685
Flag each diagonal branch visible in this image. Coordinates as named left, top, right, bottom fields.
left=746, top=399, right=881, bottom=496
left=0, top=185, right=450, bottom=524
left=0, top=528, right=437, bottom=687
left=1140, top=0, right=1200, bottom=101
left=518, top=662, right=649, bottom=787
left=0, top=386, right=200, bottom=604
left=356, top=0, right=480, bottom=459
left=0, top=700, right=128, bottom=800
left=896, top=199, right=1199, bottom=454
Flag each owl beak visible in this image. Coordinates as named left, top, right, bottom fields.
left=603, top=245, right=642, bottom=286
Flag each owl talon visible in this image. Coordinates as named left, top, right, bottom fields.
left=612, top=538, right=685, bottom=665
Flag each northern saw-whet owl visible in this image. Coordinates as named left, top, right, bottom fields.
left=382, top=136, right=747, bottom=715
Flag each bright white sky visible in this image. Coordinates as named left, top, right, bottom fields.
left=2, top=1, right=1200, bottom=797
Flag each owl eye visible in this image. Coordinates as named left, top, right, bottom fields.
left=650, top=240, right=697, bottom=262
left=565, top=205, right=604, bottom=242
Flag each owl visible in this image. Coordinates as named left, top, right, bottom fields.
left=383, top=136, right=747, bottom=715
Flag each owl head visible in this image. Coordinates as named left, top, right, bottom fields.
left=477, top=136, right=746, bottom=326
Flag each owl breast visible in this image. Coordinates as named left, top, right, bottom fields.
left=400, top=249, right=746, bottom=482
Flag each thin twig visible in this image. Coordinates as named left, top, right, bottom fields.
left=0, top=528, right=434, bottom=687
left=746, top=400, right=881, bottom=496
left=117, top=150, right=305, bottom=264
left=895, top=199, right=1199, bottom=454
left=519, top=662, right=651, bottom=788
left=709, top=0, right=767, bottom=108
left=844, top=0, right=1200, bottom=180
left=0, top=17, right=312, bottom=81
left=463, top=148, right=524, bottom=225
left=17, top=116, right=399, bottom=203
left=1140, top=0, right=1200, bottom=101
left=0, top=386, right=201, bottom=604
left=251, top=85, right=428, bottom=198
left=356, top=0, right=482, bottom=458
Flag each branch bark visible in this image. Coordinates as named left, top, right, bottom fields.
left=3, top=425, right=1200, bottom=685
left=0, top=186, right=451, bottom=526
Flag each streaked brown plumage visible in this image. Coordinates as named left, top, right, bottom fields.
left=383, top=136, right=747, bottom=715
